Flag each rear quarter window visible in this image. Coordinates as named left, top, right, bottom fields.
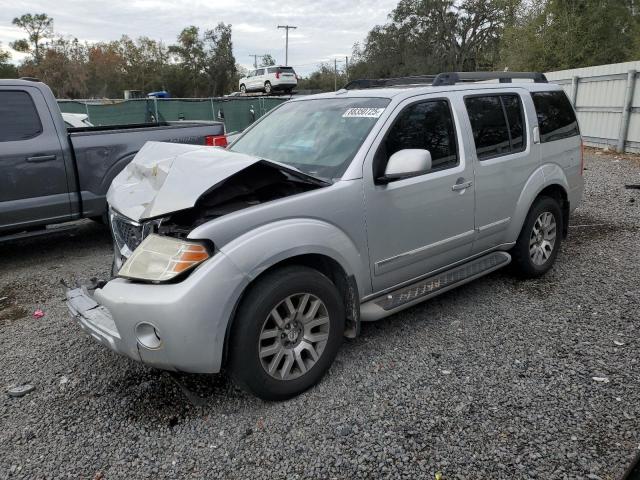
left=0, top=91, right=43, bottom=142
left=531, top=91, right=579, bottom=143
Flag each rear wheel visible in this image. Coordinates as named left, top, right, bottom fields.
left=228, top=266, right=344, bottom=400
left=511, top=196, right=563, bottom=278
left=264, top=81, right=272, bottom=94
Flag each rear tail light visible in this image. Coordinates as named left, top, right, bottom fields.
left=205, top=135, right=228, bottom=147
left=580, top=139, right=584, bottom=175
left=275, top=71, right=280, bottom=79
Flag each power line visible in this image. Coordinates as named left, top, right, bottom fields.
left=277, top=25, right=297, bottom=66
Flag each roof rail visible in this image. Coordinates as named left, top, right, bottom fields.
left=432, top=71, right=547, bottom=86
left=343, top=75, right=436, bottom=90
left=19, top=77, right=41, bottom=82
left=343, top=71, right=548, bottom=90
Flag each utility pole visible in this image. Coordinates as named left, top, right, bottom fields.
left=345, top=56, right=349, bottom=82
left=277, top=25, right=297, bottom=66
left=248, top=54, right=267, bottom=69
left=334, top=58, right=337, bottom=91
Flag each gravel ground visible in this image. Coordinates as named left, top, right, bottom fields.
left=1, top=151, right=639, bottom=480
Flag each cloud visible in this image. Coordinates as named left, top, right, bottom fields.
left=0, top=0, right=397, bottom=74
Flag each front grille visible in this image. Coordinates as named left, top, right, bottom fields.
left=109, top=210, right=163, bottom=275
left=109, top=210, right=144, bottom=259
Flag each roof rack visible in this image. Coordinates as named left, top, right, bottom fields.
left=343, top=71, right=547, bottom=90
left=432, top=71, right=548, bottom=86
left=19, top=77, right=41, bottom=82
left=343, top=75, right=436, bottom=90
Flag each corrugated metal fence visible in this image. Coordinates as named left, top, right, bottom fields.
left=546, top=61, right=640, bottom=153
left=57, top=96, right=288, bottom=134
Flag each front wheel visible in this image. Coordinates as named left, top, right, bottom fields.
left=511, top=196, right=563, bottom=278
left=240, top=84, right=246, bottom=93
left=264, top=81, right=272, bottom=94
left=228, top=266, right=345, bottom=400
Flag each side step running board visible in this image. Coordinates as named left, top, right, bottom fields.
left=360, top=251, right=511, bottom=322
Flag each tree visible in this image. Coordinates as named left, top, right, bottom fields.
left=349, top=0, right=518, bottom=78
left=260, top=54, right=276, bottom=66
left=500, top=0, right=640, bottom=72
left=298, top=63, right=347, bottom=92
left=11, top=13, right=54, bottom=63
left=169, top=26, right=205, bottom=96
left=0, top=42, right=18, bottom=78
left=203, top=23, right=236, bottom=96
left=3, top=13, right=237, bottom=97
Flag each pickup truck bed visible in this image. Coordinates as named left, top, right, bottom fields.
left=68, top=122, right=226, bottom=219
left=0, top=79, right=226, bottom=236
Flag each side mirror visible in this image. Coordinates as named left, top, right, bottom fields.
left=378, top=149, right=432, bottom=184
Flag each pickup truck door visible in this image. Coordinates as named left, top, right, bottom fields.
left=0, top=86, right=71, bottom=231
left=363, top=96, right=476, bottom=293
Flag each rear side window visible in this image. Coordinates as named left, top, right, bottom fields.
left=531, top=91, right=579, bottom=142
left=0, top=91, right=42, bottom=142
left=267, top=67, right=278, bottom=74
left=465, top=94, right=526, bottom=160
left=383, top=100, right=458, bottom=172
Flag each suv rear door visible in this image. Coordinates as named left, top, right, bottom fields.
left=0, top=86, right=71, bottom=232
left=462, top=89, right=539, bottom=253
left=363, top=95, right=475, bottom=292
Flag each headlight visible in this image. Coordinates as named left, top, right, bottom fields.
left=118, top=234, right=211, bottom=282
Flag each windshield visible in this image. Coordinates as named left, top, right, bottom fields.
left=230, top=97, right=390, bottom=180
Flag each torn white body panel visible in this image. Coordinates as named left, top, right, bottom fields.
left=107, top=141, right=262, bottom=221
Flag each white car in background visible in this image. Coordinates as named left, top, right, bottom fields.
left=239, top=66, right=297, bottom=94
left=62, top=112, right=93, bottom=128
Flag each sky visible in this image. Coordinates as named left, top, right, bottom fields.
left=0, top=0, right=398, bottom=75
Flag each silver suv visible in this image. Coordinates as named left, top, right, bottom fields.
left=67, top=72, right=584, bottom=400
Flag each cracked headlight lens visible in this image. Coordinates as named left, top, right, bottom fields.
left=118, top=234, right=210, bottom=282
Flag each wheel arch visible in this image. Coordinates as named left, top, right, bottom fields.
left=221, top=252, right=360, bottom=368
left=508, top=166, right=570, bottom=241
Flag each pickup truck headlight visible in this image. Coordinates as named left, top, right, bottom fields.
left=118, top=234, right=211, bottom=282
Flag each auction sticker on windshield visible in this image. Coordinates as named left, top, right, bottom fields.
left=342, top=107, right=385, bottom=118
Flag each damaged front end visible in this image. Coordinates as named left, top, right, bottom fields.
left=107, top=142, right=327, bottom=276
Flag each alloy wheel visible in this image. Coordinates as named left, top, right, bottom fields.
left=529, top=211, right=557, bottom=266
left=258, top=293, right=330, bottom=380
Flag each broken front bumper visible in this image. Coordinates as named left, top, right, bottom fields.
left=66, top=286, right=141, bottom=364
left=66, top=250, right=250, bottom=373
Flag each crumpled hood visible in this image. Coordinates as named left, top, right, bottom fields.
left=107, top=141, right=265, bottom=221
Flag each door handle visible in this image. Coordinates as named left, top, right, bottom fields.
left=26, top=154, right=57, bottom=163
left=452, top=180, right=473, bottom=191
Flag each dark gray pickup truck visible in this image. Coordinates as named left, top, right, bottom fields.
left=0, top=79, right=226, bottom=238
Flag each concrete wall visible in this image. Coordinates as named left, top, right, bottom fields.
left=546, top=61, right=640, bottom=153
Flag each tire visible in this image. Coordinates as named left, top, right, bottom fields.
left=511, top=196, right=563, bottom=278
left=264, top=81, right=272, bottom=94
left=240, top=84, right=246, bottom=93
left=228, top=266, right=345, bottom=400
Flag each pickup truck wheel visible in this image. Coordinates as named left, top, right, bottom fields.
left=264, top=81, right=272, bottom=94
left=228, top=266, right=345, bottom=400
left=511, top=196, right=562, bottom=278
left=240, top=84, right=246, bottom=93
